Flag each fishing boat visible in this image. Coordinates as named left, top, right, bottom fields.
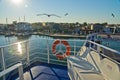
left=0, top=33, right=120, bottom=80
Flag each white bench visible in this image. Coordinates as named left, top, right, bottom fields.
left=67, top=47, right=120, bottom=80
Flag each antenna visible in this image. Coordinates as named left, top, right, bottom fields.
left=19, top=17, right=20, bottom=22
left=6, top=18, right=8, bottom=24
left=24, top=15, right=25, bottom=22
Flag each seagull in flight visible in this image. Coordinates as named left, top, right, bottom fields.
left=111, top=13, right=115, bottom=17
left=37, top=13, right=61, bottom=18
left=64, top=13, right=68, bottom=16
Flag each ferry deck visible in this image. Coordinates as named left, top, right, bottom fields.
left=0, top=34, right=120, bottom=80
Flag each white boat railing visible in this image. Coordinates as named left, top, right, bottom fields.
left=28, top=38, right=85, bottom=66
left=0, top=33, right=120, bottom=79
left=67, top=33, right=120, bottom=80
left=67, top=40, right=120, bottom=80
left=87, top=40, right=120, bottom=64
left=0, top=62, right=24, bottom=80
left=0, top=38, right=85, bottom=79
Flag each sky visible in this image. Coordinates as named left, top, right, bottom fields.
left=0, top=0, right=120, bottom=24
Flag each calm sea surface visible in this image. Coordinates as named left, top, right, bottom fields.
left=0, top=35, right=119, bottom=70
left=0, top=35, right=119, bottom=51
left=0, top=35, right=84, bottom=69
left=101, top=38, right=120, bottom=52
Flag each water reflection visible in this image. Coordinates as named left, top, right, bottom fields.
left=17, top=42, right=22, bottom=55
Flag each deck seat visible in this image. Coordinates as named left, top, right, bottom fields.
left=86, top=51, right=102, bottom=72
left=74, top=66, right=105, bottom=80
left=77, top=46, right=90, bottom=58
left=67, top=56, right=96, bottom=71
left=69, top=51, right=105, bottom=80
left=100, top=58, right=120, bottom=80
left=68, top=50, right=120, bottom=80
left=87, top=51, right=120, bottom=80
left=79, top=73, right=104, bottom=80
left=67, top=56, right=98, bottom=80
left=67, top=50, right=101, bottom=80
left=70, top=50, right=102, bottom=72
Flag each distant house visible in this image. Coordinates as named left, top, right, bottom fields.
left=92, top=24, right=105, bottom=32
left=73, top=28, right=80, bottom=35
left=31, top=22, right=43, bottom=31
left=44, top=23, right=62, bottom=34
left=108, top=25, right=120, bottom=34
left=103, top=27, right=112, bottom=34
left=7, top=24, right=15, bottom=31
left=16, top=22, right=32, bottom=32
left=0, top=24, right=5, bottom=31
left=52, top=24, right=60, bottom=30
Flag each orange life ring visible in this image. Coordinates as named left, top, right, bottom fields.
left=52, top=40, right=71, bottom=59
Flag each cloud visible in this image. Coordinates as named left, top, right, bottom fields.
left=25, top=4, right=28, bottom=8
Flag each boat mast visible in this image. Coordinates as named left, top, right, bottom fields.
left=113, top=26, right=116, bottom=34
left=24, top=15, right=25, bottom=22
left=6, top=17, right=8, bottom=25
left=19, top=17, right=21, bottom=22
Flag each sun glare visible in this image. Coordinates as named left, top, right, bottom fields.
left=17, top=42, right=22, bottom=55
left=12, top=0, right=23, bottom=5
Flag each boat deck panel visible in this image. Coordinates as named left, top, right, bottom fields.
left=11, top=62, right=70, bottom=80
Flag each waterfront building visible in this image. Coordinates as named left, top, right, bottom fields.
left=16, top=22, right=32, bottom=32
left=91, top=24, right=105, bottom=33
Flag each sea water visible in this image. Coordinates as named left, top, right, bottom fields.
left=0, top=35, right=119, bottom=54
left=0, top=35, right=119, bottom=70
left=0, top=35, right=84, bottom=70
left=101, top=38, right=120, bottom=52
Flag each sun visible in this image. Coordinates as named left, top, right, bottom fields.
left=12, top=0, right=23, bottom=5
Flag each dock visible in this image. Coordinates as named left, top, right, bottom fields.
left=50, top=34, right=87, bottom=39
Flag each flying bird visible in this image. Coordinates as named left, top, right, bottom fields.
left=64, top=13, right=68, bottom=16
left=111, top=13, right=115, bottom=17
left=36, top=13, right=61, bottom=18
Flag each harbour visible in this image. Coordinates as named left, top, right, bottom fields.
left=0, top=33, right=120, bottom=80
left=0, top=0, right=120, bottom=80
left=0, top=34, right=119, bottom=51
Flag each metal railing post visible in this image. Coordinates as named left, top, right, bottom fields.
left=1, top=47, right=6, bottom=80
left=18, top=62, right=24, bottom=80
left=46, top=39, right=50, bottom=64
left=1, top=48, right=5, bottom=70
left=60, top=39, right=62, bottom=51
left=26, top=40, right=30, bottom=65
left=97, top=46, right=101, bottom=53
left=89, top=41, right=92, bottom=49
left=74, top=40, right=76, bottom=55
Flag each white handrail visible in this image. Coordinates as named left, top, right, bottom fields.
left=88, top=40, right=120, bottom=65
left=0, top=40, right=28, bottom=48
left=88, top=40, right=120, bottom=54
left=0, top=62, right=24, bottom=80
